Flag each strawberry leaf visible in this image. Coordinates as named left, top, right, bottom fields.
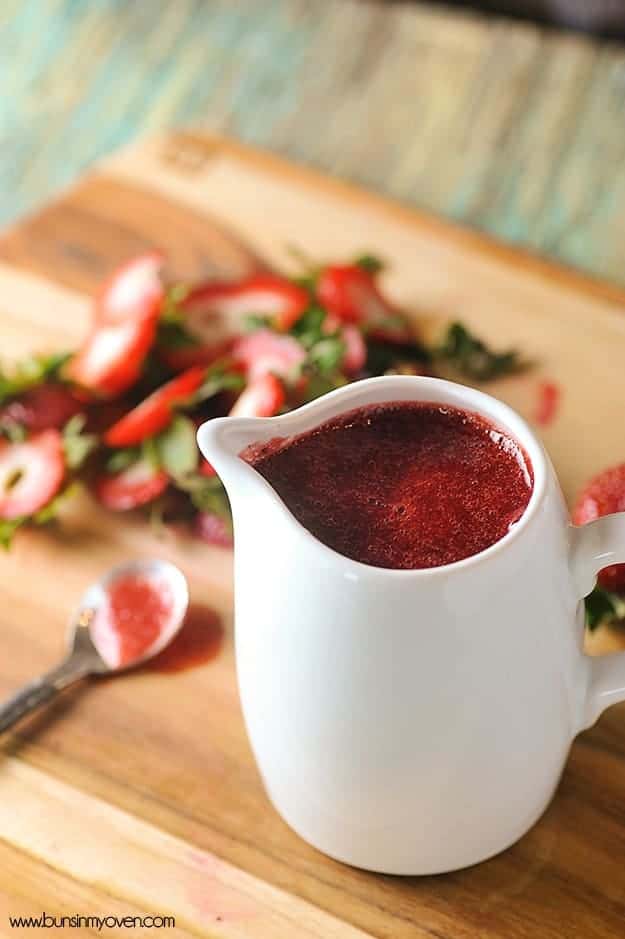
left=0, top=517, right=24, bottom=549
left=141, top=436, right=161, bottom=471
left=156, top=318, right=198, bottom=350
left=243, top=314, right=272, bottom=332
left=290, top=306, right=327, bottom=346
left=155, top=285, right=197, bottom=349
left=585, top=585, right=625, bottom=631
left=192, top=368, right=245, bottom=407
left=155, top=415, right=198, bottom=478
left=1, top=421, right=27, bottom=443
left=434, top=323, right=527, bottom=381
left=107, top=447, right=141, bottom=473
left=354, top=254, right=385, bottom=274
left=189, top=478, right=232, bottom=520
left=300, top=373, right=347, bottom=403
left=172, top=471, right=231, bottom=518
left=33, top=481, right=79, bottom=524
left=366, top=338, right=430, bottom=376
left=308, top=336, right=345, bottom=374
left=62, top=415, right=98, bottom=470
left=173, top=472, right=219, bottom=493
left=0, top=352, right=71, bottom=404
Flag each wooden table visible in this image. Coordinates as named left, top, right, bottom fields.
left=2, top=129, right=625, bottom=937
left=2, top=0, right=625, bottom=284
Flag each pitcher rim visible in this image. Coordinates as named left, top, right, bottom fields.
left=197, top=376, right=549, bottom=579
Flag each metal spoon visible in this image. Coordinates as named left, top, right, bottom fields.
left=0, top=558, right=189, bottom=733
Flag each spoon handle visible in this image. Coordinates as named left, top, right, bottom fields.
left=0, top=657, right=91, bottom=733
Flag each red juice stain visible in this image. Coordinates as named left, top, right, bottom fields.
left=534, top=380, right=561, bottom=427
left=146, top=604, right=223, bottom=674
left=247, top=401, right=533, bottom=570
left=92, top=572, right=174, bottom=669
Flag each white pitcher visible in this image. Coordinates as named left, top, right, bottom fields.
left=198, top=375, right=625, bottom=875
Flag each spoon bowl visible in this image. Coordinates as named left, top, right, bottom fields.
left=79, top=558, right=189, bottom=672
left=0, top=558, right=189, bottom=733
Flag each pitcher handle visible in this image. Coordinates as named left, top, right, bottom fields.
left=571, top=515, right=625, bottom=727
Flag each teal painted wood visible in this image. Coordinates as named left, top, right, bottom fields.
left=1, top=0, right=625, bottom=284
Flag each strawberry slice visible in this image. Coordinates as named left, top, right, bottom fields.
left=316, top=265, right=412, bottom=342
left=230, top=373, right=285, bottom=418
left=94, top=459, right=169, bottom=511
left=68, top=317, right=159, bottom=397
left=199, top=458, right=217, bottom=478
left=158, top=339, right=233, bottom=374
left=104, top=367, right=205, bottom=447
left=231, top=329, right=306, bottom=383
left=340, top=325, right=367, bottom=374
left=95, top=253, right=164, bottom=325
left=68, top=254, right=164, bottom=397
left=195, top=511, right=234, bottom=548
left=0, top=384, right=83, bottom=432
left=0, top=429, right=65, bottom=520
left=181, top=275, right=309, bottom=343
left=573, top=464, right=625, bottom=591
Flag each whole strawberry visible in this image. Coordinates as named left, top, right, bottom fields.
left=573, top=463, right=625, bottom=592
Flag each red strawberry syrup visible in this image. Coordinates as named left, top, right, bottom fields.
left=148, top=604, right=223, bottom=673
left=247, top=401, right=533, bottom=570
left=534, top=381, right=561, bottom=427
left=91, top=572, right=174, bottom=668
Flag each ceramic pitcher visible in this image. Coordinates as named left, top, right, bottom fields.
left=198, top=376, right=625, bottom=874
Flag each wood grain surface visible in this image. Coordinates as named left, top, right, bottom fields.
left=0, top=760, right=372, bottom=938
left=2, top=0, right=625, bottom=286
left=1, top=132, right=625, bottom=937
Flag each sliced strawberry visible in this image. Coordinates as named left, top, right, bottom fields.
left=593, top=565, right=625, bottom=594
left=95, top=253, right=164, bottom=326
left=195, top=511, right=234, bottom=548
left=534, top=380, right=561, bottom=428
left=316, top=265, right=412, bottom=342
left=158, top=339, right=233, bottom=373
left=317, top=265, right=380, bottom=324
left=181, top=274, right=309, bottom=343
left=68, top=316, right=158, bottom=397
left=573, top=464, right=625, bottom=524
left=104, top=367, right=205, bottom=447
left=0, top=430, right=65, bottom=520
left=573, top=464, right=625, bottom=592
left=0, top=384, right=83, bottom=432
left=340, top=325, right=367, bottom=374
left=230, top=373, right=285, bottom=418
left=199, top=458, right=217, bottom=478
left=83, top=399, right=130, bottom=435
left=231, top=329, right=306, bottom=383
left=68, top=254, right=165, bottom=397
left=94, top=460, right=169, bottom=511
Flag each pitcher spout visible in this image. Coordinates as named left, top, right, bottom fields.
left=196, top=415, right=277, bottom=497
left=197, top=412, right=310, bottom=551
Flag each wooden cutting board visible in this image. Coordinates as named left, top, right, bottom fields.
left=1, top=131, right=625, bottom=938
